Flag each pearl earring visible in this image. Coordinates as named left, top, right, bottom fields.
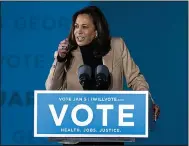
left=95, top=32, right=98, bottom=38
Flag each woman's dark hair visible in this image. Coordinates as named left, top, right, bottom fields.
left=66, top=6, right=111, bottom=69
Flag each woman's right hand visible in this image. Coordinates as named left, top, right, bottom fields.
left=58, top=38, right=69, bottom=58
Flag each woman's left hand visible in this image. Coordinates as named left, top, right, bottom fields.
left=153, top=104, right=160, bottom=121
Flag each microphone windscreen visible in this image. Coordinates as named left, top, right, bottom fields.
left=78, top=65, right=92, bottom=78
left=95, top=65, right=109, bottom=77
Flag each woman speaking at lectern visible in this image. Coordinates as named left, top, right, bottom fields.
left=45, top=5, right=160, bottom=146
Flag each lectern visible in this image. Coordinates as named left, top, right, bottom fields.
left=34, top=90, right=153, bottom=144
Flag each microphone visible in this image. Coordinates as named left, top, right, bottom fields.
left=78, top=65, right=92, bottom=90
left=95, top=65, right=110, bottom=90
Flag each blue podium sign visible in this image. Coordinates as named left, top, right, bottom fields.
left=34, top=91, right=148, bottom=138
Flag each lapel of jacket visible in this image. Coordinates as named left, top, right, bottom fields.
left=67, top=47, right=84, bottom=90
left=102, top=44, right=114, bottom=74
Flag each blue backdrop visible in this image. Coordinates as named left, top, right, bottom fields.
left=1, top=1, right=188, bottom=145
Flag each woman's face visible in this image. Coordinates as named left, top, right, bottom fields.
left=74, top=14, right=97, bottom=46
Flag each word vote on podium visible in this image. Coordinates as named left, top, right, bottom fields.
left=34, top=91, right=149, bottom=138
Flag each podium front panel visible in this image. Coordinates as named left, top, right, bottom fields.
left=34, top=90, right=149, bottom=142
